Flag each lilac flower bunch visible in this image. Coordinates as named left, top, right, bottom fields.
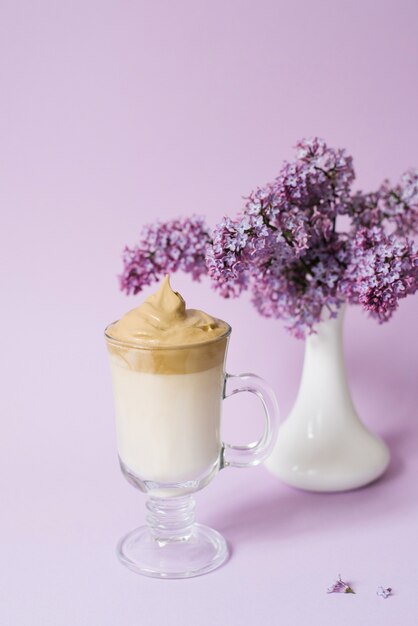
left=341, top=227, right=418, bottom=322
left=119, top=216, right=211, bottom=294
left=119, top=138, right=418, bottom=337
left=345, top=170, right=418, bottom=236
left=206, top=138, right=357, bottom=335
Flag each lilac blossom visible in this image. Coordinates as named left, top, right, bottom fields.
left=119, top=216, right=211, bottom=295
left=327, top=575, right=355, bottom=594
left=343, top=169, right=418, bottom=236
left=341, top=227, right=418, bottom=323
left=248, top=239, right=349, bottom=337
left=377, top=586, right=393, bottom=599
left=383, top=169, right=418, bottom=236
left=207, top=138, right=355, bottom=335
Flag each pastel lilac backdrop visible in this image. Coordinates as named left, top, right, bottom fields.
left=1, top=1, right=418, bottom=624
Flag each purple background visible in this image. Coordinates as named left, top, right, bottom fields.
left=2, top=1, right=418, bottom=624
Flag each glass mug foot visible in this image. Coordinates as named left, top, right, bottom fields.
left=117, top=495, right=228, bottom=578
left=117, top=525, right=228, bottom=579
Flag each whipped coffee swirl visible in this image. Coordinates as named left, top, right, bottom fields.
left=107, top=275, right=229, bottom=347
left=105, top=277, right=230, bottom=374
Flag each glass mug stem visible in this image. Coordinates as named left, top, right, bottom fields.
left=147, top=495, right=196, bottom=542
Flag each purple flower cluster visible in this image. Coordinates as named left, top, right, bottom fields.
left=383, top=169, right=418, bottom=236
left=341, top=227, right=418, bottom=322
left=344, top=169, right=418, bottom=236
left=119, top=216, right=211, bottom=295
left=206, top=138, right=355, bottom=335
left=119, top=138, right=418, bottom=337
left=249, top=241, right=349, bottom=337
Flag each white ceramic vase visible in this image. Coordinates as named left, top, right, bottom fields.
left=265, top=306, right=390, bottom=491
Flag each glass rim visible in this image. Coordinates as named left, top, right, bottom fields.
left=104, top=321, right=232, bottom=351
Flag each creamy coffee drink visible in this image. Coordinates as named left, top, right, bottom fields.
left=105, top=276, right=230, bottom=485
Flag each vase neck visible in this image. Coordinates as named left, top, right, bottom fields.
left=305, top=306, right=345, bottom=355
left=296, top=307, right=354, bottom=410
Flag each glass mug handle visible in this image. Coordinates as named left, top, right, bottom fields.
left=222, top=373, right=279, bottom=468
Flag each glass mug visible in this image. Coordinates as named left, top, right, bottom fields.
left=105, top=322, right=279, bottom=578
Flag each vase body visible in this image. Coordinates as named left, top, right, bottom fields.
left=265, top=307, right=390, bottom=492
